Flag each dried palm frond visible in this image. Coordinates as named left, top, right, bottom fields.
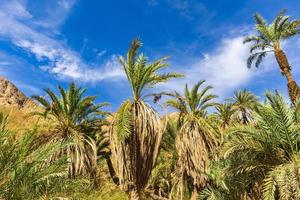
left=176, top=114, right=217, bottom=190
left=110, top=101, right=167, bottom=196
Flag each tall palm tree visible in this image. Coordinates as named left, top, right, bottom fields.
left=227, top=90, right=259, bottom=124
left=109, top=38, right=182, bottom=200
left=166, top=80, right=218, bottom=199
left=244, top=10, right=300, bottom=103
left=222, top=92, right=300, bottom=199
left=32, top=83, right=109, bottom=180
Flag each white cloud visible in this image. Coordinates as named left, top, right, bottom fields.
left=0, top=61, right=12, bottom=66
left=96, top=50, right=107, bottom=58
left=160, top=35, right=274, bottom=97
left=40, top=55, right=124, bottom=82
left=58, top=0, right=75, bottom=10
left=0, top=0, right=125, bottom=82
left=31, top=0, right=77, bottom=29
left=0, top=0, right=32, bottom=19
left=198, top=37, right=254, bottom=93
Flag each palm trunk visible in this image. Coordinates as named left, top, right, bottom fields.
left=274, top=48, right=300, bottom=104
left=105, top=155, right=119, bottom=185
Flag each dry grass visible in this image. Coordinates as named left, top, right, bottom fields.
left=0, top=104, right=54, bottom=135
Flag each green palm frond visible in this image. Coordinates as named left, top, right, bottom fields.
left=255, top=51, right=268, bottom=68
left=0, top=120, right=83, bottom=199
left=222, top=92, right=300, bottom=198
left=32, top=83, right=109, bottom=179
left=263, top=157, right=300, bottom=200
left=114, top=100, right=132, bottom=142
left=227, top=90, right=258, bottom=124
left=254, top=12, right=267, bottom=26
left=213, top=103, right=236, bottom=129
left=167, top=80, right=217, bottom=116
left=243, top=36, right=260, bottom=44
left=119, top=38, right=183, bottom=100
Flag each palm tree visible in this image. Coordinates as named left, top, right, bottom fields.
left=222, top=92, right=300, bottom=199
left=166, top=80, right=218, bottom=199
left=213, top=103, right=236, bottom=129
left=244, top=10, right=300, bottom=103
left=32, top=83, right=109, bottom=181
left=227, top=90, right=259, bottom=124
left=109, top=38, right=182, bottom=200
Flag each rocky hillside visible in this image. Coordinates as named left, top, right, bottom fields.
left=0, top=76, right=31, bottom=108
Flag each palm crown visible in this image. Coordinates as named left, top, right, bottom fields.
left=32, top=83, right=108, bottom=178
left=227, top=90, right=259, bottom=124
left=119, top=38, right=182, bottom=101
left=214, top=103, right=236, bottom=129
left=166, top=80, right=217, bottom=117
left=33, top=83, right=108, bottom=131
left=244, top=10, right=300, bottom=68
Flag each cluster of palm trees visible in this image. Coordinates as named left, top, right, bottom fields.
left=1, top=10, right=300, bottom=200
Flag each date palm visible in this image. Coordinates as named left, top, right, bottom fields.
left=166, top=80, right=218, bottom=199
left=227, top=90, right=259, bottom=124
left=32, top=83, right=109, bottom=180
left=222, top=92, right=300, bottom=199
left=244, top=10, right=300, bottom=103
left=214, top=103, right=236, bottom=129
left=109, top=38, right=182, bottom=200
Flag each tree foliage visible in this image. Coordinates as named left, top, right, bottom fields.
left=32, top=83, right=108, bottom=179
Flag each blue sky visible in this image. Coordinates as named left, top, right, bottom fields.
left=1, top=0, right=300, bottom=111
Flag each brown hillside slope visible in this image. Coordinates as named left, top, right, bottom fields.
left=0, top=76, right=31, bottom=108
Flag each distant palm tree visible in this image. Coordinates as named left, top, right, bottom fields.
left=214, top=103, right=236, bottom=129
left=109, top=38, right=182, bottom=200
left=32, top=83, right=109, bottom=181
left=227, top=90, right=259, bottom=124
left=166, top=80, right=218, bottom=199
left=222, top=92, right=300, bottom=199
left=244, top=10, right=300, bottom=103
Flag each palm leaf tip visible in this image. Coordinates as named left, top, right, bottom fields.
left=254, top=12, right=267, bottom=25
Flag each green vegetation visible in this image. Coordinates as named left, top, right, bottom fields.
left=1, top=11, right=300, bottom=200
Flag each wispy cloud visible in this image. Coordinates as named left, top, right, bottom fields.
left=159, top=34, right=277, bottom=98
left=0, top=0, right=32, bottom=19
left=31, top=0, right=77, bottom=29
left=147, top=0, right=216, bottom=35
left=0, top=0, right=125, bottom=82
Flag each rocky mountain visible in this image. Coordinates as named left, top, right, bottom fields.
left=0, top=76, right=31, bottom=108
